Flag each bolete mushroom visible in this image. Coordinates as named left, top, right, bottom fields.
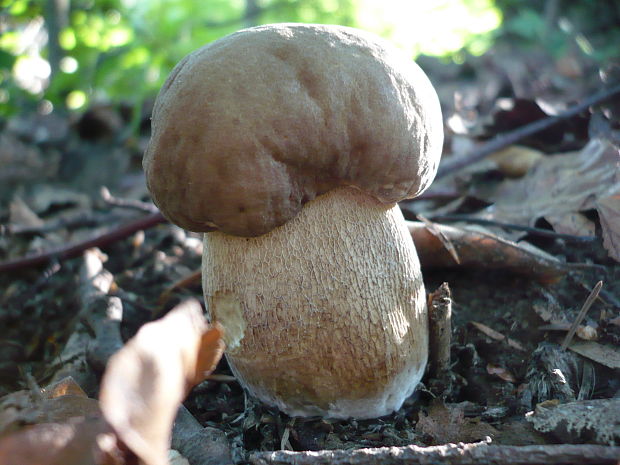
left=144, top=23, right=443, bottom=419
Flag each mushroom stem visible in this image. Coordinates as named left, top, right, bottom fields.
left=202, top=186, right=428, bottom=419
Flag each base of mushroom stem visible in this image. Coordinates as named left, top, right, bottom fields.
left=229, top=353, right=427, bottom=419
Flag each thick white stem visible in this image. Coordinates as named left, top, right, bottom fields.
left=202, top=186, right=428, bottom=419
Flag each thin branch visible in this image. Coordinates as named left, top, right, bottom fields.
left=251, top=442, right=620, bottom=465
left=0, top=212, right=167, bottom=273
left=427, top=283, right=452, bottom=378
left=561, top=280, right=603, bottom=350
left=437, top=83, right=620, bottom=179
left=100, top=187, right=159, bottom=213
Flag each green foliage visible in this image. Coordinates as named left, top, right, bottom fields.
left=496, top=0, right=620, bottom=60
left=0, top=0, right=365, bottom=114
left=0, top=0, right=502, bottom=114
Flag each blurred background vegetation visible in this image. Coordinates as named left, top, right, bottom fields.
left=1, top=0, right=619, bottom=117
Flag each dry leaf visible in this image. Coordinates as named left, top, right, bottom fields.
left=596, top=188, right=620, bottom=262
left=545, top=212, right=596, bottom=237
left=416, top=401, right=497, bottom=445
left=0, top=417, right=124, bottom=465
left=486, top=363, right=517, bottom=383
left=417, top=215, right=460, bottom=264
left=407, top=221, right=568, bottom=284
left=575, top=325, right=598, bottom=341
left=99, top=299, right=224, bottom=465
left=568, top=341, right=620, bottom=369
left=477, top=139, right=619, bottom=240
left=0, top=381, right=100, bottom=436
left=489, top=145, right=543, bottom=177
left=9, top=195, right=44, bottom=228
left=34, top=395, right=102, bottom=425
left=42, top=376, right=88, bottom=399
left=470, top=321, right=526, bottom=351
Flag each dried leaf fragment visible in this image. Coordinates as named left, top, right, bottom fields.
left=489, top=145, right=543, bottom=177
left=470, top=321, right=526, bottom=351
left=568, top=341, right=620, bottom=369
left=99, top=299, right=224, bottom=465
left=407, top=221, right=569, bottom=284
left=0, top=417, right=124, bottom=465
left=416, top=401, right=497, bottom=445
left=486, top=363, right=517, bottom=383
left=596, top=189, right=620, bottom=262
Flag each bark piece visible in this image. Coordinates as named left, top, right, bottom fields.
left=526, top=398, right=620, bottom=445
left=427, top=283, right=452, bottom=379
left=171, top=405, right=233, bottom=465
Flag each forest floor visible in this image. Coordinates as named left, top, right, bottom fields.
left=0, top=42, right=619, bottom=464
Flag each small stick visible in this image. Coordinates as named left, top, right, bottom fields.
left=0, top=212, right=166, bottom=273
left=436, top=83, right=620, bottom=179
left=561, top=281, right=603, bottom=351
left=427, top=283, right=452, bottom=378
left=251, top=442, right=620, bottom=465
left=100, top=187, right=159, bottom=213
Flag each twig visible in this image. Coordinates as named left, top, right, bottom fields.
left=76, top=249, right=124, bottom=373
left=470, top=321, right=526, bottom=352
left=48, top=248, right=115, bottom=390
left=251, top=442, right=620, bottom=465
left=437, top=83, right=620, bottom=179
left=157, top=269, right=202, bottom=307
left=561, top=281, right=603, bottom=350
left=100, top=186, right=159, bottom=213
left=0, top=212, right=166, bottom=273
left=427, top=283, right=452, bottom=379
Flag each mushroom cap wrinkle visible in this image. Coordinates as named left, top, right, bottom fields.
left=143, top=23, right=443, bottom=237
left=144, top=23, right=443, bottom=418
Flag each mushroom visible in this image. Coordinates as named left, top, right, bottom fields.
left=143, top=23, right=443, bottom=419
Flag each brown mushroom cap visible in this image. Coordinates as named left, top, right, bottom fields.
left=144, top=23, right=443, bottom=237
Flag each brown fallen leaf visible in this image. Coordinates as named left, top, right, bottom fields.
left=417, top=215, right=461, bottom=264
left=568, top=341, right=620, bottom=369
left=407, top=221, right=569, bottom=284
left=487, top=363, right=517, bottom=383
left=489, top=145, right=543, bottom=177
left=0, top=379, right=100, bottom=437
left=545, top=212, right=596, bottom=237
left=416, top=400, right=497, bottom=445
left=99, top=299, right=224, bottom=465
left=42, top=376, right=89, bottom=399
left=0, top=417, right=124, bottom=465
left=596, top=188, right=620, bottom=262
left=475, top=139, right=620, bottom=261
